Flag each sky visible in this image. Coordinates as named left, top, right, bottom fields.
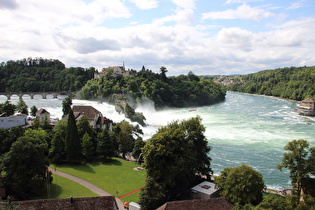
left=0, top=0, right=315, bottom=75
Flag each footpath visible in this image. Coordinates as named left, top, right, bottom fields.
left=48, top=167, right=125, bottom=210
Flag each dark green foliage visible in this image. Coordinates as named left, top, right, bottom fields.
left=0, top=126, right=24, bottom=157
left=16, top=98, right=28, bottom=115
left=256, top=194, right=292, bottom=210
left=77, top=116, right=96, bottom=147
left=78, top=68, right=226, bottom=108
left=81, top=132, right=94, bottom=161
left=65, top=109, right=81, bottom=164
left=62, top=96, right=72, bottom=117
left=132, top=137, right=145, bottom=160
left=115, top=121, right=137, bottom=159
left=0, top=101, right=16, bottom=116
left=215, top=165, right=265, bottom=206
left=140, top=117, right=212, bottom=209
left=30, top=105, right=38, bottom=117
left=277, top=140, right=315, bottom=201
left=1, top=136, right=49, bottom=199
left=0, top=58, right=94, bottom=92
left=96, top=128, right=116, bottom=161
left=226, top=66, right=315, bottom=100
left=124, top=103, right=146, bottom=126
left=49, top=132, right=66, bottom=164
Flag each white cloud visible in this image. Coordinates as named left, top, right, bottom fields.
left=225, top=0, right=263, bottom=4
left=0, top=0, right=314, bottom=75
left=171, top=0, right=196, bottom=9
left=202, top=4, right=274, bottom=21
left=286, top=1, right=304, bottom=10
left=128, top=0, right=158, bottom=9
left=153, top=8, right=195, bottom=25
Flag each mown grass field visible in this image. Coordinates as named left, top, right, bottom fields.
left=51, top=158, right=146, bottom=203
left=35, top=174, right=98, bottom=200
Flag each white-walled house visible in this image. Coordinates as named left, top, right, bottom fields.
left=0, top=114, right=27, bottom=129
left=63, top=106, right=113, bottom=130
left=36, top=108, right=51, bottom=122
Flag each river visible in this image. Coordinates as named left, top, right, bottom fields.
left=1, top=91, right=315, bottom=190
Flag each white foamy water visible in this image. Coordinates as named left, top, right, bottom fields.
left=2, top=92, right=315, bottom=190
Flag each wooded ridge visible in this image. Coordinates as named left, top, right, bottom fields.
left=223, top=66, right=315, bottom=101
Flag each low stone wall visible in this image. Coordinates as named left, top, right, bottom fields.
left=0, top=196, right=118, bottom=210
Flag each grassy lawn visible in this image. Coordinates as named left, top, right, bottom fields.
left=34, top=174, right=98, bottom=200
left=51, top=158, right=145, bottom=203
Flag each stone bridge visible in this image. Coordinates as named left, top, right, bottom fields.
left=0, top=91, right=76, bottom=100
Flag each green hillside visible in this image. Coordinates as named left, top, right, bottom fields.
left=225, top=66, right=315, bottom=100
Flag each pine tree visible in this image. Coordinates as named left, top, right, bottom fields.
left=65, top=109, right=81, bottom=164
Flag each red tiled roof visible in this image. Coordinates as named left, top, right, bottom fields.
left=157, top=197, right=234, bottom=210
left=302, top=97, right=315, bottom=103
left=72, top=106, right=101, bottom=121
left=2, top=196, right=118, bottom=210
left=36, top=108, right=49, bottom=115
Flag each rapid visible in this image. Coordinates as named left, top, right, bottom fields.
left=2, top=91, right=315, bottom=190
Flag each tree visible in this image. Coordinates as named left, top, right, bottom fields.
left=65, top=109, right=81, bottom=164
left=160, top=66, right=168, bottom=82
left=179, top=116, right=212, bottom=178
left=16, top=98, right=28, bottom=115
left=277, top=139, right=315, bottom=201
left=81, top=132, right=94, bottom=161
left=116, top=121, right=137, bottom=159
left=1, top=136, right=49, bottom=199
left=140, top=117, right=212, bottom=209
left=30, top=105, right=38, bottom=117
left=132, top=137, right=145, bottom=160
left=215, top=165, right=265, bottom=206
left=96, top=128, right=116, bottom=162
left=255, top=194, right=292, bottom=210
left=62, top=96, right=72, bottom=117
left=49, top=131, right=66, bottom=164
left=0, top=101, right=16, bottom=116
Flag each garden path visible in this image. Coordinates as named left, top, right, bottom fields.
left=48, top=167, right=125, bottom=210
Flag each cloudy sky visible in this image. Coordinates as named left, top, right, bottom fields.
left=1, top=0, right=314, bottom=75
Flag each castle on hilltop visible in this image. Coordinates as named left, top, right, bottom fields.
left=94, top=64, right=137, bottom=78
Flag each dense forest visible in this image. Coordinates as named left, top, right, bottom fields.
left=0, top=58, right=95, bottom=92
left=225, top=66, right=315, bottom=101
left=78, top=67, right=226, bottom=108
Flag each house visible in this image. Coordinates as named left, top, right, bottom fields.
left=298, top=97, right=315, bottom=116
left=94, top=65, right=137, bottom=78
left=0, top=114, right=27, bottom=129
left=191, top=181, right=219, bottom=199
left=36, top=108, right=50, bottom=122
left=0, top=196, right=118, bottom=210
left=157, top=197, right=234, bottom=210
left=63, top=106, right=113, bottom=130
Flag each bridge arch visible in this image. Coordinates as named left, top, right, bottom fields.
left=0, top=92, right=75, bottom=100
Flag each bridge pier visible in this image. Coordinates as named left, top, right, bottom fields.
left=0, top=92, right=75, bottom=100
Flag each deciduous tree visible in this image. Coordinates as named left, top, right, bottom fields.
left=215, top=164, right=265, bottom=206
left=1, top=136, right=49, bottom=199
left=16, top=98, right=28, bottom=115
left=277, top=139, right=315, bottom=200
left=140, top=117, right=212, bottom=209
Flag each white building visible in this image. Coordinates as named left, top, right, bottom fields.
left=0, top=114, right=27, bottom=129
left=191, top=181, right=219, bottom=199
left=36, top=108, right=51, bottom=122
